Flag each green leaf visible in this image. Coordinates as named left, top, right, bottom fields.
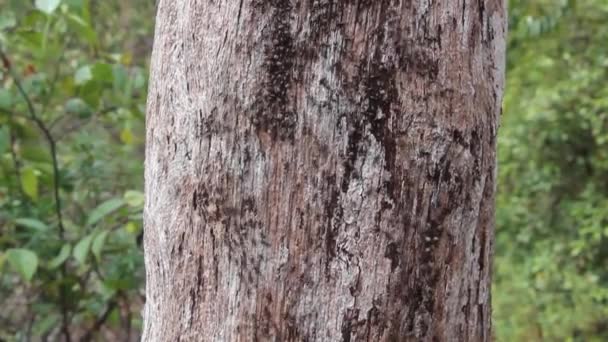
left=0, top=126, right=9, bottom=156
left=17, top=31, right=44, bottom=52
left=0, top=10, right=17, bottom=30
left=15, top=218, right=49, bottom=231
left=73, top=234, right=94, bottom=264
left=6, top=248, right=38, bottom=282
left=48, top=244, right=71, bottom=269
left=120, top=127, right=134, bottom=145
left=86, top=198, right=124, bottom=226
left=35, top=0, right=61, bottom=14
left=65, top=98, right=93, bottom=118
left=32, top=314, right=60, bottom=337
left=65, top=13, right=97, bottom=46
left=91, top=63, right=114, bottom=83
left=132, top=68, right=146, bottom=90
left=92, top=231, right=109, bottom=260
left=124, top=222, right=139, bottom=234
left=112, top=64, right=128, bottom=92
left=74, top=65, right=92, bottom=85
left=0, top=89, right=12, bottom=109
left=79, top=81, right=102, bottom=106
left=124, top=190, right=144, bottom=208
left=21, top=168, right=39, bottom=201
left=21, top=145, right=52, bottom=163
left=98, top=280, right=117, bottom=298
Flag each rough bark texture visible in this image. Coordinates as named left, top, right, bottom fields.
left=143, top=0, right=506, bottom=341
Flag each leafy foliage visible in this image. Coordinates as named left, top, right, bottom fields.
left=0, top=0, right=153, bottom=340
left=494, top=0, right=608, bottom=340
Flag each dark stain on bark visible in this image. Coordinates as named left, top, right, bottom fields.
left=284, top=313, right=299, bottom=341
left=384, top=242, right=400, bottom=272
left=196, top=255, right=204, bottom=287
left=324, top=174, right=341, bottom=277
left=364, top=304, right=385, bottom=340
left=192, top=186, right=211, bottom=221
left=252, top=0, right=297, bottom=141
left=337, top=1, right=402, bottom=201
left=477, top=0, right=486, bottom=27
left=398, top=44, right=439, bottom=78
left=308, top=0, right=337, bottom=44
left=341, top=54, right=399, bottom=195
left=342, top=119, right=363, bottom=193
left=340, top=308, right=360, bottom=342
left=361, top=57, right=399, bottom=197
left=307, top=0, right=377, bottom=45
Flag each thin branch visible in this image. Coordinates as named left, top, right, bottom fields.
left=53, top=106, right=119, bottom=141
left=1, top=45, right=72, bottom=342
left=0, top=108, right=37, bottom=122
left=119, top=292, right=132, bottom=342
left=79, top=300, right=117, bottom=342
left=8, top=125, right=23, bottom=196
left=0, top=47, right=66, bottom=237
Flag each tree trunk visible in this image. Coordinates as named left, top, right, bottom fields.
left=143, top=1, right=506, bottom=341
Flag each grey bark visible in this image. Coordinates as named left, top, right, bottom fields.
left=143, top=0, right=506, bottom=341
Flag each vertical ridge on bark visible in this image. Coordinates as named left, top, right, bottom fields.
left=143, top=0, right=506, bottom=341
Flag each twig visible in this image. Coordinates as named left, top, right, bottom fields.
left=121, top=292, right=132, bottom=342
left=0, top=45, right=72, bottom=342
left=8, top=123, right=23, bottom=196
left=0, top=47, right=66, bottom=237
left=0, top=108, right=37, bottom=122
left=79, top=300, right=117, bottom=342
left=53, top=106, right=119, bottom=142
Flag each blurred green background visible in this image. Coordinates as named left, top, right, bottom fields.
left=0, top=0, right=607, bottom=340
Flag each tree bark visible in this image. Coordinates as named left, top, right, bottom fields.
left=143, top=1, right=506, bottom=341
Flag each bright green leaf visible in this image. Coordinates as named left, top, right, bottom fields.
left=73, top=234, right=94, bottom=264
left=15, top=218, right=49, bottom=231
left=86, top=198, right=125, bottom=226
left=91, top=63, right=114, bottom=83
left=124, top=222, right=138, bottom=234
left=120, top=127, right=134, bottom=145
left=35, top=0, right=61, bottom=14
left=21, top=168, right=39, bottom=201
left=6, top=248, right=38, bottom=282
left=48, top=244, right=71, bottom=269
left=17, top=31, right=44, bottom=51
left=92, top=231, right=109, bottom=260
